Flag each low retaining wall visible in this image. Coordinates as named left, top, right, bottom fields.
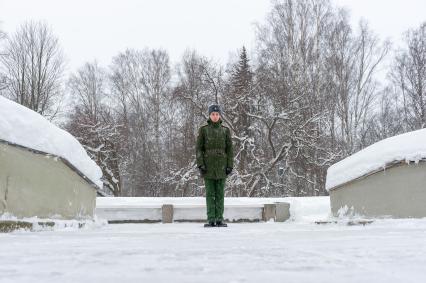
left=96, top=202, right=291, bottom=224
left=0, top=141, right=97, bottom=220
left=0, top=220, right=89, bottom=233
left=329, top=162, right=426, bottom=218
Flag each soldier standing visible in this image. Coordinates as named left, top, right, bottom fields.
left=196, top=104, right=233, bottom=227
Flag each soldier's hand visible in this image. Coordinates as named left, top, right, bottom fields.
left=225, top=167, right=233, bottom=175
left=198, top=165, right=207, bottom=174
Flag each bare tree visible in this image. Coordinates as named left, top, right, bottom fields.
left=171, top=50, right=212, bottom=196
left=391, top=22, right=426, bottom=130
left=326, top=15, right=390, bottom=154
left=109, top=48, right=171, bottom=196
left=0, top=23, right=5, bottom=48
left=0, top=21, right=65, bottom=119
left=140, top=49, right=171, bottom=176
left=0, top=23, right=6, bottom=92
left=362, top=86, right=405, bottom=144
left=109, top=49, right=149, bottom=196
left=0, top=28, right=5, bottom=41
left=251, top=0, right=338, bottom=196
left=0, top=21, right=6, bottom=45
left=66, top=61, right=122, bottom=196
left=68, top=61, right=106, bottom=121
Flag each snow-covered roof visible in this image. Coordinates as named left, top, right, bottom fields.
left=0, top=96, right=102, bottom=188
left=326, top=128, right=426, bottom=191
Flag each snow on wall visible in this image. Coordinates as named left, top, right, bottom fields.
left=326, top=128, right=426, bottom=191
left=0, top=96, right=102, bottom=188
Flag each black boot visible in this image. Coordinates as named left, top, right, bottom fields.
left=216, top=220, right=227, bottom=227
left=204, top=221, right=216, bottom=228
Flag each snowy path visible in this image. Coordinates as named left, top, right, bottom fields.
left=1, top=220, right=426, bottom=283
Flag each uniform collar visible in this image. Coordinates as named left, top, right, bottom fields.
left=207, top=118, right=222, bottom=128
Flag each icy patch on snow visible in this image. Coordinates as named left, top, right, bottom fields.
left=0, top=96, right=102, bottom=188
left=326, top=128, right=426, bottom=191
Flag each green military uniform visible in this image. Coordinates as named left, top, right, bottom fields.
left=196, top=118, right=233, bottom=223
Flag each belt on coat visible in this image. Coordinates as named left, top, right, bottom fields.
left=205, top=148, right=226, bottom=155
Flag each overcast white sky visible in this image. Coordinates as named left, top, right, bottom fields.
left=1, top=0, right=425, bottom=73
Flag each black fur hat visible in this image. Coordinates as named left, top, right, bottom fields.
left=208, top=104, right=222, bottom=115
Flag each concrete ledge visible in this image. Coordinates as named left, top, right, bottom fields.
left=96, top=202, right=291, bottom=224
left=96, top=207, right=162, bottom=222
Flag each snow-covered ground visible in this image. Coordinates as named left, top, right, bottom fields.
left=1, top=220, right=426, bottom=282
left=1, top=197, right=426, bottom=283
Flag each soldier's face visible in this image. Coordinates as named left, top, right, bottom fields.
left=210, top=112, right=220, bottom=122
